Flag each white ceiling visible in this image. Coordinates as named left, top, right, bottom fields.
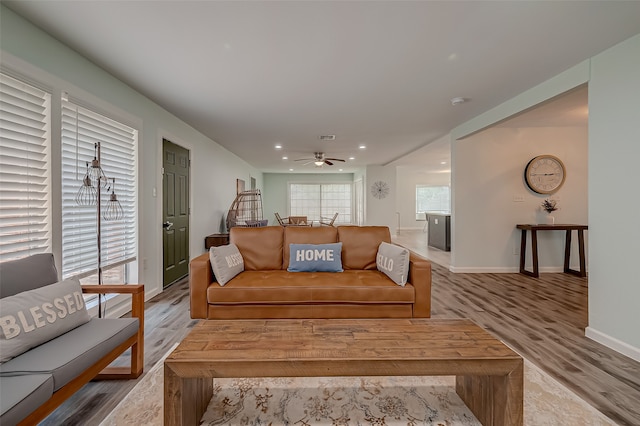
left=5, top=1, right=639, bottom=173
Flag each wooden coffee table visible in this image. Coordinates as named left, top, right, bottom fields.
left=164, top=319, right=523, bottom=425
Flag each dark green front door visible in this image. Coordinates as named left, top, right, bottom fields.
left=163, top=139, right=190, bottom=287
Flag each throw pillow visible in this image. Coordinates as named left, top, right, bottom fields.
left=287, top=243, right=343, bottom=272
left=0, top=279, right=91, bottom=363
left=377, top=242, right=410, bottom=286
left=209, top=244, right=244, bottom=286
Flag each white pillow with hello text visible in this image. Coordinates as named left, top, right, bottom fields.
left=376, top=242, right=410, bottom=286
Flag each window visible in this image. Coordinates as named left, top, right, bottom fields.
left=289, top=183, right=352, bottom=224
left=416, top=185, right=450, bottom=220
left=61, top=100, right=137, bottom=281
left=0, top=73, right=52, bottom=262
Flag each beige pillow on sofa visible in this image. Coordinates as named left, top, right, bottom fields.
left=209, top=244, right=244, bottom=286
left=376, top=242, right=410, bottom=286
left=0, top=279, right=90, bottom=363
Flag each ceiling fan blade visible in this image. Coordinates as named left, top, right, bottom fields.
left=325, top=158, right=345, bottom=162
left=294, top=158, right=314, bottom=162
left=325, top=160, right=334, bottom=166
left=302, top=160, right=314, bottom=166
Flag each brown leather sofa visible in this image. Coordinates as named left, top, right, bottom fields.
left=189, top=225, right=431, bottom=319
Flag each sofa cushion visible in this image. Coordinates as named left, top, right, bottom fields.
left=0, top=279, right=91, bottom=363
left=377, top=242, right=410, bottom=286
left=0, top=373, right=53, bottom=425
left=230, top=226, right=284, bottom=270
left=0, top=318, right=139, bottom=391
left=209, top=244, right=244, bottom=286
left=338, top=226, right=391, bottom=270
left=283, top=226, right=338, bottom=269
left=0, top=253, right=58, bottom=298
left=207, top=270, right=414, bottom=304
left=287, top=243, right=343, bottom=272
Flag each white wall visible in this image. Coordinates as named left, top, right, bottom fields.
left=587, top=34, right=640, bottom=359
left=452, top=126, right=588, bottom=272
left=365, top=165, right=397, bottom=229
left=263, top=173, right=354, bottom=224
left=1, top=6, right=262, bottom=300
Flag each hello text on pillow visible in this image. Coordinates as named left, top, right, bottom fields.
left=377, top=242, right=410, bottom=286
left=287, top=243, right=343, bottom=272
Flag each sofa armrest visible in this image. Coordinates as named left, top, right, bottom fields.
left=81, top=284, right=144, bottom=379
left=408, top=254, right=432, bottom=318
left=81, top=284, right=145, bottom=320
left=189, top=253, right=213, bottom=319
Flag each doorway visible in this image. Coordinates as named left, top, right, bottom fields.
left=162, top=139, right=190, bottom=288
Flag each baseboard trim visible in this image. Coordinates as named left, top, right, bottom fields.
left=585, top=327, right=640, bottom=362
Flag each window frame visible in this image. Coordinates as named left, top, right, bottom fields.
left=415, top=184, right=451, bottom=220
left=287, top=182, right=353, bottom=224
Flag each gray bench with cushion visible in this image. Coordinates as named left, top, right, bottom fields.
left=0, top=254, right=144, bottom=425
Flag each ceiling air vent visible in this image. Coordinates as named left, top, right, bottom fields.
left=318, top=135, right=336, bottom=141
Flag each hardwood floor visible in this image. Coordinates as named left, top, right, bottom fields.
left=42, top=235, right=639, bottom=425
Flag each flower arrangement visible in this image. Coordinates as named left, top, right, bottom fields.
left=541, top=199, right=558, bottom=214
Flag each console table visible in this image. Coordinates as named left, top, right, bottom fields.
left=204, top=233, right=229, bottom=250
left=516, top=224, right=588, bottom=278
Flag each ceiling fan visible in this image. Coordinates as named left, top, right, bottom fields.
left=295, top=152, right=346, bottom=167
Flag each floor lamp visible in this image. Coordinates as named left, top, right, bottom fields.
left=75, top=142, right=124, bottom=318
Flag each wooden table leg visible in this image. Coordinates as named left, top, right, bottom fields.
left=519, top=229, right=539, bottom=277
left=564, top=230, right=572, bottom=274
left=565, top=229, right=588, bottom=277
left=578, top=229, right=587, bottom=277
left=519, top=229, right=527, bottom=275
left=164, top=364, right=213, bottom=426
left=456, top=360, right=524, bottom=425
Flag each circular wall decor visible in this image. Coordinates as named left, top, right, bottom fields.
left=371, top=181, right=390, bottom=199
left=524, top=155, right=566, bottom=194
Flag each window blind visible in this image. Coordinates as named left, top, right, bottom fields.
left=0, top=73, right=51, bottom=261
left=61, top=100, right=137, bottom=279
left=289, top=183, right=352, bottom=223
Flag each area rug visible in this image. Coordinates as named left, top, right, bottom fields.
left=100, top=346, right=617, bottom=426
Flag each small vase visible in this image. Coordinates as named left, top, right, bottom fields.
left=546, top=215, right=555, bottom=225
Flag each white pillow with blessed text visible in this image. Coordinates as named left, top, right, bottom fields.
left=0, top=279, right=91, bottom=363
left=209, top=244, right=244, bottom=286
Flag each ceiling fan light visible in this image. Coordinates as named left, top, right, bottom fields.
left=314, top=161, right=324, bottom=166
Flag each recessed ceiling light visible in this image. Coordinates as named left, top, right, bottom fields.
left=289, top=168, right=294, bottom=172
left=275, top=144, right=282, bottom=149
left=282, top=156, right=288, bottom=160
left=440, top=161, right=447, bottom=165
left=349, top=157, right=355, bottom=160
left=339, top=169, right=343, bottom=172
left=359, top=145, right=366, bottom=149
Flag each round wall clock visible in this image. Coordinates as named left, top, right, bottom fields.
left=524, top=155, right=566, bottom=194
left=371, top=181, right=390, bottom=199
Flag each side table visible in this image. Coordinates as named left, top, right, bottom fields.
left=516, top=224, right=588, bottom=278
left=204, top=233, right=229, bottom=250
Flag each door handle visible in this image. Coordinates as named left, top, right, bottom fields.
left=163, top=221, right=173, bottom=230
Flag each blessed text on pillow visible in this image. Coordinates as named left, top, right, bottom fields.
left=209, top=244, right=244, bottom=286
left=0, top=279, right=91, bottom=363
left=287, top=243, right=343, bottom=272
